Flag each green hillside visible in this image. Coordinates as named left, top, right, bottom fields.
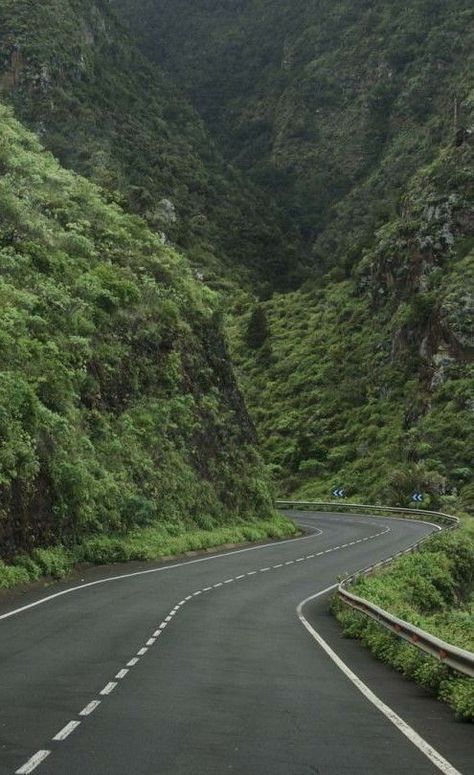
left=231, top=139, right=474, bottom=509
left=0, top=103, right=274, bottom=563
left=120, top=0, right=473, bottom=270
left=117, top=0, right=474, bottom=509
left=0, top=0, right=301, bottom=287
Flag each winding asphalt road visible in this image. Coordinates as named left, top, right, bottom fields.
left=0, top=511, right=472, bottom=775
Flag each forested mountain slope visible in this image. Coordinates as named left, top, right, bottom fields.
left=116, top=0, right=474, bottom=509
left=0, top=0, right=300, bottom=287
left=231, top=138, right=474, bottom=508
left=117, top=0, right=474, bottom=272
left=1, top=0, right=473, bottom=526
left=0, top=104, right=273, bottom=561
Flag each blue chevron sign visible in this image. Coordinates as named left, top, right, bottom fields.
left=412, top=492, right=423, bottom=503
left=332, top=488, right=345, bottom=498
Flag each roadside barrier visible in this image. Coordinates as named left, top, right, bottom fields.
left=276, top=500, right=474, bottom=679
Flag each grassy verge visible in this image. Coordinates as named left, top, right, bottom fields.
left=333, top=516, right=474, bottom=721
left=0, top=513, right=298, bottom=591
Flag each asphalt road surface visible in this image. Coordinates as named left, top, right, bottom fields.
left=0, top=511, right=472, bottom=775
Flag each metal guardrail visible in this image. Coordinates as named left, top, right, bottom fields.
left=276, top=500, right=474, bottom=678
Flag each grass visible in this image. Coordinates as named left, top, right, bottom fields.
left=333, top=515, right=474, bottom=720
left=0, top=512, right=298, bottom=590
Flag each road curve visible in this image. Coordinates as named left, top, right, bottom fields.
left=0, top=511, right=472, bottom=775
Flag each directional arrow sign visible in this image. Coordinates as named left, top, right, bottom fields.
left=412, top=492, right=423, bottom=503
left=332, top=488, right=346, bottom=498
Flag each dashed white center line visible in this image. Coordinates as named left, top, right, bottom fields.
left=79, top=700, right=101, bottom=717
left=100, top=681, right=117, bottom=696
left=15, top=520, right=395, bottom=775
left=53, top=721, right=81, bottom=741
left=15, top=750, right=51, bottom=774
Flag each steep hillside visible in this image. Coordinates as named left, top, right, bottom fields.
left=230, top=138, right=474, bottom=509
left=0, top=0, right=301, bottom=287
left=117, top=0, right=474, bottom=270
left=0, top=104, right=274, bottom=562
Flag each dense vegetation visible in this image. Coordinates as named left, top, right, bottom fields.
left=334, top=520, right=474, bottom=720
left=0, top=0, right=472, bottom=615
left=0, top=0, right=301, bottom=287
left=0, top=104, right=279, bottom=569
left=231, top=140, right=474, bottom=508
left=118, top=0, right=474, bottom=270
left=117, top=0, right=474, bottom=507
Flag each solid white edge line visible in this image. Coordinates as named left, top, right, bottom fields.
left=296, top=587, right=462, bottom=775
left=15, top=750, right=51, bottom=774
left=0, top=524, right=328, bottom=622
left=52, top=720, right=81, bottom=741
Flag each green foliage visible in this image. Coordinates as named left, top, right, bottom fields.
left=333, top=520, right=474, bottom=720
left=0, top=104, right=274, bottom=561
left=245, top=305, right=269, bottom=350
left=0, top=512, right=297, bottom=588
left=0, top=0, right=301, bottom=288
left=230, top=140, right=474, bottom=505
left=118, top=0, right=474, bottom=271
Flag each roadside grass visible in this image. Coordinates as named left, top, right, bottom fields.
left=0, top=513, right=297, bottom=591
left=333, top=516, right=474, bottom=720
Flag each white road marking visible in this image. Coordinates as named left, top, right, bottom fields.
left=16, top=750, right=51, bottom=774
left=52, top=721, right=81, bottom=741
left=213, top=582, right=223, bottom=587
left=165, top=615, right=172, bottom=622
left=193, top=591, right=202, bottom=596
left=146, top=638, right=156, bottom=646
left=0, top=522, right=327, bottom=622
left=116, top=668, right=129, bottom=679
left=297, top=588, right=462, bottom=775
left=179, top=600, right=186, bottom=605
left=306, top=555, right=315, bottom=559
left=100, top=681, right=117, bottom=696
left=203, top=586, right=213, bottom=591
left=235, top=574, right=246, bottom=579
left=137, top=647, right=148, bottom=656
left=79, top=700, right=101, bottom=717
left=13, top=514, right=436, bottom=775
